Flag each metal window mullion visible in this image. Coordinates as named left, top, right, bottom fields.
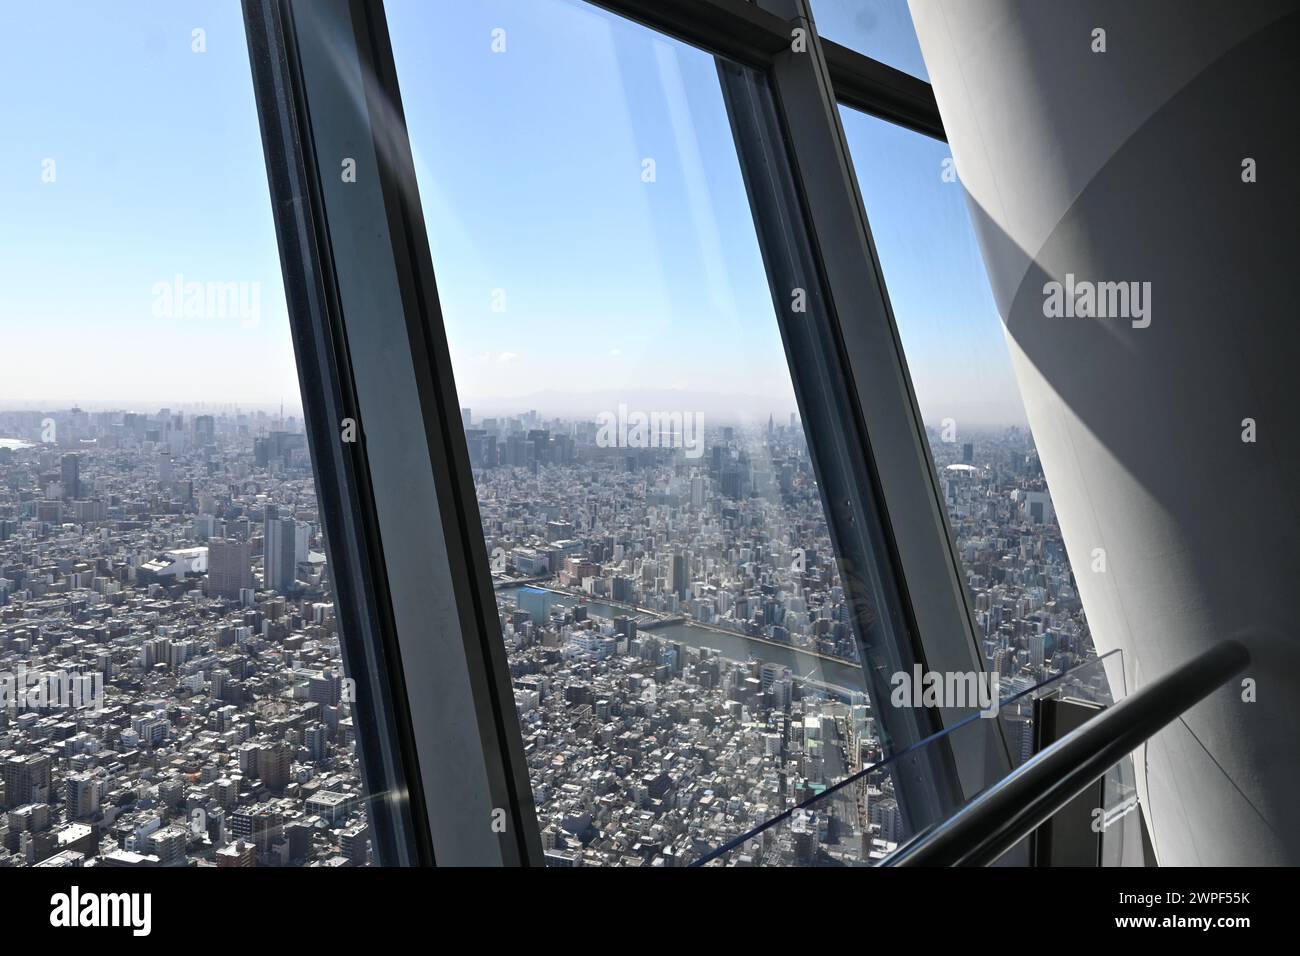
left=714, top=61, right=965, bottom=834
left=343, top=0, right=544, bottom=867
left=581, top=0, right=945, bottom=139
left=242, top=0, right=431, bottom=867
left=249, top=0, right=543, bottom=866
left=749, top=0, right=1014, bottom=806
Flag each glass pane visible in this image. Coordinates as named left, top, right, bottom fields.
left=812, top=0, right=930, bottom=81
left=0, top=2, right=378, bottom=866
left=699, top=651, right=1128, bottom=866
left=387, top=0, right=923, bottom=867
left=840, top=107, right=1097, bottom=682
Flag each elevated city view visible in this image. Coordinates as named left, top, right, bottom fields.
left=0, top=409, right=370, bottom=867
left=464, top=408, right=1096, bottom=866
left=0, top=403, right=1093, bottom=867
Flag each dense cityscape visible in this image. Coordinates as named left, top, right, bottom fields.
left=0, top=408, right=368, bottom=867
left=467, top=407, right=1096, bottom=865
left=0, top=404, right=1094, bottom=867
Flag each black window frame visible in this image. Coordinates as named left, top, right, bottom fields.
left=242, top=0, right=1012, bottom=866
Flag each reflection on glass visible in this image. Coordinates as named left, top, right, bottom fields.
left=700, top=651, right=1130, bottom=866
left=0, top=2, right=375, bottom=866
left=388, top=0, right=896, bottom=866
left=812, top=0, right=930, bottom=80
left=840, top=107, right=1096, bottom=683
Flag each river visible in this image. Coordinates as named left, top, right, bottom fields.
left=497, top=583, right=868, bottom=697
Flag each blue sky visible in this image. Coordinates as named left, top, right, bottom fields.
left=0, top=0, right=1026, bottom=427
left=388, top=0, right=797, bottom=424
left=0, top=0, right=293, bottom=411
left=840, top=108, right=1028, bottom=427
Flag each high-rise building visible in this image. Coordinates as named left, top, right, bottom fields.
left=671, top=553, right=688, bottom=601
left=60, top=454, right=79, bottom=500
left=871, top=797, right=905, bottom=844
left=146, top=825, right=189, bottom=867
left=263, top=506, right=299, bottom=593
left=231, top=806, right=284, bottom=853
left=305, top=723, right=328, bottom=761
left=207, top=538, right=253, bottom=599
left=295, top=522, right=310, bottom=567
left=64, top=773, right=99, bottom=821
left=517, top=587, right=554, bottom=625
left=256, top=741, right=293, bottom=792
left=690, top=476, right=706, bottom=509
left=3, top=754, right=51, bottom=808
left=194, top=415, right=216, bottom=445
left=339, top=825, right=370, bottom=865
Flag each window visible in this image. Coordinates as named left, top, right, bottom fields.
left=0, top=2, right=379, bottom=866
left=812, top=0, right=929, bottom=80
left=839, top=106, right=1096, bottom=685
left=0, top=0, right=1240, bottom=884
left=386, top=0, right=928, bottom=866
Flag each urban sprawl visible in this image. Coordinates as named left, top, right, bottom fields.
left=0, top=406, right=1094, bottom=867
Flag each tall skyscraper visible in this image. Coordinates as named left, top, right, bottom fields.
left=231, top=805, right=285, bottom=855
left=295, top=522, right=310, bottom=568
left=3, top=753, right=52, bottom=808
left=671, top=553, right=688, bottom=600
left=194, top=415, right=216, bottom=445
left=208, top=538, right=253, bottom=599
left=263, top=506, right=298, bottom=594
left=256, top=742, right=293, bottom=792
left=60, top=453, right=79, bottom=500
left=690, top=476, right=706, bottom=509
left=517, top=587, right=554, bottom=625
left=305, top=723, right=328, bottom=761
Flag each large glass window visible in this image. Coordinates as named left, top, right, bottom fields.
left=387, top=0, right=918, bottom=866
left=839, top=107, right=1096, bottom=694
left=0, top=2, right=377, bottom=866
left=812, top=0, right=930, bottom=80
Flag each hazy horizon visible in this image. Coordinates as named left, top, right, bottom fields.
left=0, top=391, right=1029, bottom=434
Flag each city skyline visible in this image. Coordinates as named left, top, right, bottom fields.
left=0, top=398, right=1032, bottom=437
left=0, top=407, right=373, bottom=867
left=0, top=401, right=1090, bottom=866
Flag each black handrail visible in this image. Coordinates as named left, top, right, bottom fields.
left=883, top=640, right=1250, bottom=867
